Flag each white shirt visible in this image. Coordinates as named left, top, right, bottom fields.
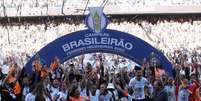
left=129, top=77, right=149, bottom=100
left=99, top=91, right=113, bottom=101
left=80, top=88, right=87, bottom=97
left=89, top=90, right=100, bottom=101
left=50, top=86, right=60, bottom=100
left=178, top=88, right=190, bottom=101
left=25, top=92, right=35, bottom=101
left=180, top=69, right=185, bottom=75
left=23, top=86, right=30, bottom=97
left=57, top=90, right=68, bottom=101
left=1, top=64, right=9, bottom=74
left=164, top=85, right=176, bottom=101
left=44, top=96, right=51, bottom=101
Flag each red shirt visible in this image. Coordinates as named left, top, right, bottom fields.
left=189, top=81, right=200, bottom=101
left=69, top=96, right=85, bottom=101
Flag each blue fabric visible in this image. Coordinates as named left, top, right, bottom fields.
left=25, top=29, right=173, bottom=76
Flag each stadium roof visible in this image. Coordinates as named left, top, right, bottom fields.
left=0, top=0, right=201, bottom=17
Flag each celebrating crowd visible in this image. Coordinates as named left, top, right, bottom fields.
left=0, top=52, right=200, bottom=101
left=0, top=15, right=201, bottom=101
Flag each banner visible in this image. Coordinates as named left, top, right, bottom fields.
left=25, top=29, right=173, bottom=76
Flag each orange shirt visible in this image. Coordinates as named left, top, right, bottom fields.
left=50, top=61, right=58, bottom=71
left=13, top=81, right=21, bottom=95
left=34, top=60, right=42, bottom=73
left=6, top=75, right=21, bottom=95
left=40, top=68, right=49, bottom=79
left=69, top=96, right=85, bottom=101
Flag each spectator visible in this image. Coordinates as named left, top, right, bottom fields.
left=153, top=80, right=168, bottom=101
left=99, top=82, right=113, bottom=101
left=69, top=85, right=86, bottom=101
left=178, top=78, right=192, bottom=101
left=188, top=74, right=200, bottom=101
left=164, top=77, right=176, bottom=101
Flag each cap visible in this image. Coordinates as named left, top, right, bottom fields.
left=134, top=65, right=142, bottom=71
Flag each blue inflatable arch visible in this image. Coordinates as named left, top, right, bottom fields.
left=25, top=29, right=173, bottom=76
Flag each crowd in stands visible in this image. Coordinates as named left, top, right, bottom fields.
left=1, top=0, right=201, bottom=9
left=0, top=15, right=201, bottom=65
left=0, top=15, right=201, bottom=101
left=1, top=0, right=201, bottom=17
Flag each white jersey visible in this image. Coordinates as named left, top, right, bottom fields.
left=129, top=77, right=149, bottom=100
left=80, top=87, right=87, bottom=97
left=89, top=90, right=100, bottom=101
left=22, top=86, right=30, bottom=97
left=164, top=85, right=176, bottom=101
left=25, top=92, right=35, bottom=101
left=178, top=88, right=190, bottom=101
left=57, top=90, right=68, bottom=101
left=99, top=91, right=113, bottom=101
left=44, top=96, right=51, bottom=101
left=1, top=64, right=9, bottom=74
left=50, top=86, right=60, bottom=100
